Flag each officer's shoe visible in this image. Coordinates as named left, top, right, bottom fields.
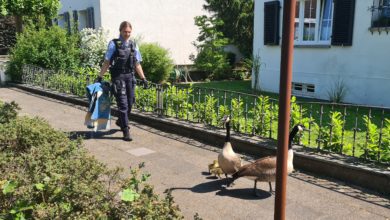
left=123, top=127, right=132, bottom=142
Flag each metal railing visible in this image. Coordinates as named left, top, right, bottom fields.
left=20, top=64, right=390, bottom=164
left=370, top=2, right=390, bottom=28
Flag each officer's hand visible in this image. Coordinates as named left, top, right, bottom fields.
left=95, top=76, right=103, bottom=83
left=141, top=78, right=148, bottom=89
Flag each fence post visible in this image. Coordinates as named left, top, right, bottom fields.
left=156, top=84, right=164, bottom=117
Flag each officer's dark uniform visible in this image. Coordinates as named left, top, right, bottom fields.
left=109, top=38, right=138, bottom=140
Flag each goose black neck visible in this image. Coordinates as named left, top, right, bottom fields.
left=225, top=121, right=231, bottom=142
left=288, top=126, right=299, bottom=149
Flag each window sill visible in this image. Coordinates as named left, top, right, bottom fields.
left=369, top=27, right=390, bottom=34
left=294, top=44, right=331, bottom=48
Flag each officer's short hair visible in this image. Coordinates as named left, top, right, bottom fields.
left=119, top=21, right=132, bottom=31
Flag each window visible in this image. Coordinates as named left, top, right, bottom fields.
left=294, top=0, right=333, bottom=44
left=371, top=0, right=390, bottom=28
left=292, top=82, right=315, bottom=96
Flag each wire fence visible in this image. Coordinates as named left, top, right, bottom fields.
left=20, top=64, right=390, bottom=164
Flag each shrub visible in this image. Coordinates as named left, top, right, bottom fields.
left=79, top=28, right=108, bottom=69
left=0, top=101, right=20, bottom=124
left=139, top=43, right=174, bottom=83
left=191, top=15, right=232, bottom=80
left=7, top=25, right=80, bottom=81
left=0, top=103, right=183, bottom=219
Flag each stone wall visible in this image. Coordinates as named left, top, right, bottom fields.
left=0, top=16, right=16, bottom=55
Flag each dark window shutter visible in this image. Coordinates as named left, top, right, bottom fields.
left=73, top=10, right=78, bottom=22
left=64, top=12, right=71, bottom=34
left=87, top=7, right=95, bottom=29
left=264, top=1, right=280, bottom=45
left=331, top=0, right=355, bottom=46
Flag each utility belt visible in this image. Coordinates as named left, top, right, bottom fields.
left=110, top=67, right=134, bottom=78
left=110, top=72, right=136, bottom=96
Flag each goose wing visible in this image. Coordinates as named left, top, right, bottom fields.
left=231, top=154, right=242, bottom=171
left=234, top=156, right=277, bottom=178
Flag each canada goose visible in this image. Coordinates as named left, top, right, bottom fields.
left=208, top=160, right=219, bottom=174
left=218, top=115, right=242, bottom=185
left=228, top=124, right=304, bottom=196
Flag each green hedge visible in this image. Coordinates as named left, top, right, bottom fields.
left=0, top=101, right=183, bottom=219
left=139, top=43, right=174, bottom=83
left=7, top=25, right=80, bottom=81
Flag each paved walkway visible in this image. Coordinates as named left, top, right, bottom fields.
left=1, top=87, right=389, bottom=220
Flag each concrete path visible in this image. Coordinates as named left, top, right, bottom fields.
left=1, top=87, right=389, bottom=220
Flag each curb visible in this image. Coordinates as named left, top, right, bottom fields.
left=9, top=83, right=390, bottom=196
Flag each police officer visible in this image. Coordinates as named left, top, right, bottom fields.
left=97, top=21, right=148, bottom=141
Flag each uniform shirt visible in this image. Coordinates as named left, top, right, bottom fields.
left=104, top=36, right=142, bottom=63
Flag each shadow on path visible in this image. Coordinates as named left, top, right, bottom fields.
left=166, top=178, right=271, bottom=201
left=68, top=129, right=121, bottom=140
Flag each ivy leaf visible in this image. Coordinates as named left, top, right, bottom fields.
left=35, top=183, right=45, bottom=191
left=120, top=188, right=139, bottom=202
left=2, top=180, right=17, bottom=195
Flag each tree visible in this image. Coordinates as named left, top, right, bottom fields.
left=191, top=15, right=232, bottom=80
left=202, top=0, right=254, bottom=57
left=0, top=0, right=61, bottom=32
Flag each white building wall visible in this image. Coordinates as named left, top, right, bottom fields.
left=99, top=0, right=206, bottom=65
left=59, top=0, right=206, bottom=65
left=254, top=0, right=390, bottom=107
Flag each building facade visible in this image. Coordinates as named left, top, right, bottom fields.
left=58, top=0, right=208, bottom=65
left=253, top=0, right=390, bottom=107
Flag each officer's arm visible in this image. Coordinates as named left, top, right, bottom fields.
left=98, top=41, right=115, bottom=78
left=135, top=63, right=146, bottom=80
left=99, top=60, right=110, bottom=78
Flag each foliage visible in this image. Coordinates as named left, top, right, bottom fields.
left=0, top=0, right=60, bottom=27
left=139, top=43, right=174, bottom=83
left=136, top=86, right=157, bottom=112
left=0, top=107, right=183, bottom=219
left=231, top=98, right=244, bottom=132
left=380, top=119, right=390, bottom=162
left=191, top=15, right=232, bottom=80
left=193, top=95, right=217, bottom=125
left=79, top=28, right=108, bottom=69
left=327, top=78, right=348, bottom=103
left=320, top=111, right=348, bottom=153
left=22, top=66, right=101, bottom=97
left=202, top=0, right=254, bottom=57
left=247, top=51, right=263, bottom=91
left=7, top=25, right=80, bottom=81
left=361, top=115, right=380, bottom=161
left=251, top=96, right=277, bottom=137
left=164, top=85, right=193, bottom=119
left=0, top=101, right=20, bottom=124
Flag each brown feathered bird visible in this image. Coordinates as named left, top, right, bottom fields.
left=218, top=115, right=242, bottom=185
left=228, top=124, right=304, bottom=196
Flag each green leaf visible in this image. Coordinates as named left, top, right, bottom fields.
left=2, top=180, right=17, bottom=195
left=60, top=203, right=71, bottom=213
left=120, top=188, right=139, bottom=202
left=35, top=183, right=45, bottom=191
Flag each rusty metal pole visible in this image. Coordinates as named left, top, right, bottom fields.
left=274, top=0, right=296, bottom=220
